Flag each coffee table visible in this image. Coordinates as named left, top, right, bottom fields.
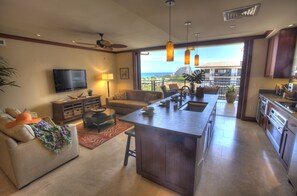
left=83, top=108, right=116, bottom=131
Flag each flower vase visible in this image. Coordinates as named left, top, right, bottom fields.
left=190, top=83, right=195, bottom=95
left=196, top=87, right=204, bottom=98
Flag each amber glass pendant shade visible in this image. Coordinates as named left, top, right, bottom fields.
left=166, top=41, right=174, bottom=61
left=184, top=49, right=190, bottom=64
left=194, top=54, right=199, bottom=66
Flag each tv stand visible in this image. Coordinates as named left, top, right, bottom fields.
left=67, top=92, right=84, bottom=99
left=52, top=95, right=101, bottom=125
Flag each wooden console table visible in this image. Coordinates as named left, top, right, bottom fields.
left=52, top=95, right=101, bottom=125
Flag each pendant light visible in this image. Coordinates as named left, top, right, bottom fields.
left=165, top=0, right=175, bottom=61
left=184, top=21, right=191, bottom=65
left=194, top=33, right=200, bottom=67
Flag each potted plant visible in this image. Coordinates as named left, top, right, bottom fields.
left=87, top=89, right=93, bottom=96
left=226, top=85, right=237, bottom=103
left=0, top=57, right=19, bottom=92
left=182, top=69, right=205, bottom=97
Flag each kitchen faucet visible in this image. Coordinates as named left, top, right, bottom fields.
left=179, top=85, right=190, bottom=104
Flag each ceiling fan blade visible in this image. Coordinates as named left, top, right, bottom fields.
left=110, top=44, right=127, bottom=48
left=100, top=40, right=111, bottom=46
left=75, top=41, right=97, bottom=46
left=105, top=46, right=113, bottom=51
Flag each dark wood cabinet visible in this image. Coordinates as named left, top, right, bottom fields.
left=280, top=128, right=295, bottom=169
left=281, top=118, right=297, bottom=170
left=265, top=27, right=297, bottom=78
left=52, top=95, right=101, bottom=125
left=136, top=125, right=199, bottom=195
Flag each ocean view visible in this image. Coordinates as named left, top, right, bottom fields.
left=141, top=72, right=172, bottom=78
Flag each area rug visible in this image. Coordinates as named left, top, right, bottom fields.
left=76, top=118, right=133, bottom=150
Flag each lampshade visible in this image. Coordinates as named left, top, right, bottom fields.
left=194, top=33, right=200, bottom=67
left=194, top=54, right=199, bottom=66
left=184, top=21, right=191, bottom=65
left=102, top=73, right=114, bottom=80
left=184, top=49, right=190, bottom=65
left=165, top=0, right=175, bottom=62
left=166, top=41, right=174, bottom=61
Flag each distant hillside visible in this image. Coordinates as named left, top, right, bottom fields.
left=173, top=66, right=191, bottom=76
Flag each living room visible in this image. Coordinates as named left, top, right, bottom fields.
left=1, top=0, right=297, bottom=195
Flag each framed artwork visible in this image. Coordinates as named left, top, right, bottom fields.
left=120, top=68, right=129, bottom=79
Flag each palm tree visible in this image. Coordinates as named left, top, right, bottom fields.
left=0, top=57, right=19, bottom=92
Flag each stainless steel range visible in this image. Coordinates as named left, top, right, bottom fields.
left=274, top=101, right=297, bottom=113
left=266, top=108, right=288, bottom=152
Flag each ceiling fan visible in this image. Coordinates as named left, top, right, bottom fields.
left=75, top=33, right=127, bottom=51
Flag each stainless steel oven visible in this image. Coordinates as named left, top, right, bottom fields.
left=256, top=96, right=268, bottom=123
left=266, top=108, right=287, bottom=153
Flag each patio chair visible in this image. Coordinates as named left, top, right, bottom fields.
left=204, top=86, right=220, bottom=94
left=168, top=83, right=179, bottom=90
left=160, top=85, right=178, bottom=98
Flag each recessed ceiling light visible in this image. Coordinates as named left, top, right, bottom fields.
left=72, top=41, right=76, bottom=43
left=229, top=25, right=237, bottom=29
left=288, top=24, right=296, bottom=27
left=36, top=34, right=41, bottom=37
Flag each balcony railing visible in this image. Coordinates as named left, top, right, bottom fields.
left=141, top=79, right=240, bottom=100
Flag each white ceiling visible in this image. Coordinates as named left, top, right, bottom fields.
left=0, top=0, right=296, bottom=52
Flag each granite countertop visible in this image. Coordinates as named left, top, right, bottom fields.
left=259, top=92, right=297, bottom=119
left=119, top=94, right=218, bottom=137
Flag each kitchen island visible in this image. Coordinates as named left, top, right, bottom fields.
left=119, top=94, right=218, bottom=196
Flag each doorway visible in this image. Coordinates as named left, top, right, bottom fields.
left=139, top=43, right=244, bottom=117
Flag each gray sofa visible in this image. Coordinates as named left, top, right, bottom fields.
left=0, top=111, right=79, bottom=189
left=106, top=90, right=163, bottom=114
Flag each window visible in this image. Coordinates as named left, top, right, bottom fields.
left=215, top=69, right=231, bottom=76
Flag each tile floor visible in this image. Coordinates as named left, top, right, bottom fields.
left=0, top=116, right=295, bottom=196
left=216, top=100, right=238, bottom=117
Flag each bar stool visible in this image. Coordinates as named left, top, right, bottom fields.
left=123, top=126, right=136, bottom=166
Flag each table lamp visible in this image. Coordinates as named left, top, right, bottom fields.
left=102, top=73, right=114, bottom=97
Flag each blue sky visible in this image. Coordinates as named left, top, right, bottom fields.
left=141, top=43, right=244, bottom=73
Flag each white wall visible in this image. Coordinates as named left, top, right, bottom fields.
left=245, top=39, right=289, bottom=117
left=0, top=39, right=116, bottom=117
left=115, top=52, right=134, bottom=91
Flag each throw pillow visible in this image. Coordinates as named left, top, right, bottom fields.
left=114, top=91, right=127, bottom=100
left=144, top=93, right=159, bottom=103
left=0, top=115, right=35, bottom=142
left=42, top=116, right=56, bottom=126
left=0, top=112, right=14, bottom=120
left=23, top=108, right=38, bottom=118
left=5, top=107, right=21, bottom=118
left=169, top=83, right=179, bottom=90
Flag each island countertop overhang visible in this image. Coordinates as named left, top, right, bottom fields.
left=119, top=94, right=218, bottom=137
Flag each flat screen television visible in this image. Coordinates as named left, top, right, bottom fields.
left=53, top=69, right=87, bottom=92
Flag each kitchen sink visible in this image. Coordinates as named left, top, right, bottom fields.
left=179, top=101, right=208, bottom=112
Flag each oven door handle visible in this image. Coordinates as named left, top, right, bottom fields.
left=267, top=115, right=284, bottom=134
